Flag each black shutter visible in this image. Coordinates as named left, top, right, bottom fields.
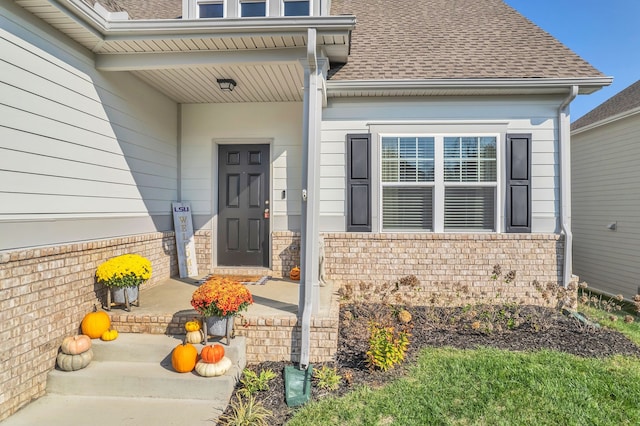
left=346, top=133, right=371, bottom=232
left=506, top=133, right=532, bottom=233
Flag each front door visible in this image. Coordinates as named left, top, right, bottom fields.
left=217, top=144, right=270, bottom=266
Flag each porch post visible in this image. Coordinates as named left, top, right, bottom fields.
left=299, top=28, right=323, bottom=368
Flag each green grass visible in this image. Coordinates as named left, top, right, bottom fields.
left=288, top=348, right=640, bottom=426
left=579, top=304, right=640, bottom=346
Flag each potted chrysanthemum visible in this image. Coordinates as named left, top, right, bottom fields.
left=191, top=277, right=253, bottom=341
left=96, top=254, right=152, bottom=310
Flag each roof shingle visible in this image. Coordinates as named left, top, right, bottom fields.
left=572, top=80, right=640, bottom=130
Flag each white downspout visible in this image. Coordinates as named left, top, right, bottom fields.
left=299, top=28, right=319, bottom=369
left=558, top=85, right=578, bottom=287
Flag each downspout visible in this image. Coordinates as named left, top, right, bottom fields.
left=299, top=28, right=319, bottom=370
left=558, top=85, right=578, bottom=287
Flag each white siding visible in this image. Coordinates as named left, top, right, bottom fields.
left=572, top=113, right=640, bottom=299
left=321, top=96, right=563, bottom=233
left=180, top=102, right=303, bottom=231
left=0, top=3, right=178, bottom=250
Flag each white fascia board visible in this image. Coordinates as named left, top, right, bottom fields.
left=96, top=47, right=308, bottom=71
left=58, top=0, right=355, bottom=37
left=326, top=77, right=613, bottom=95
left=571, top=106, right=640, bottom=135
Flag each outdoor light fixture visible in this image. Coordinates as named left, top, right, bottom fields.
left=217, top=78, right=236, bottom=91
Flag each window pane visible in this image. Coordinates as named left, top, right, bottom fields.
left=382, top=160, right=398, bottom=182
left=241, top=1, right=266, bottom=16
left=444, top=187, right=495, bottom=231
left=383, top=187, right=433, bottom=231
left=461, top=161, right=478, bottom=182
left=444, top=137, right=460, bottom=158
left=200, top=3, right=223, bottom=17
left=479, top=159, right=496, bottom=181
left=444, top=160, right=460, bottom=181
left=417, top=137, right=434, bottom=158
left=284, top=0, right=309, bottom=16
left=399, top=161, right=417, bottom=182
left=480, top=137, right=496, bottom=158
left=417, top=160, right=434, bottom=182
left=381, top=137, right=398, bottom=159
left=399, top=137, right=416, bottom=159
left=461, top=137, right=478, bottom=158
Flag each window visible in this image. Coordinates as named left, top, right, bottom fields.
left=284, top=0, right=309, bottom=16
left=241, top=0, right=266, bottom=16
left=199, top=2, right=224, bottom=18
left=380, top=135, right=498, bottom=232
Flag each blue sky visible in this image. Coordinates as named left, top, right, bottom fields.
left=504, top=0, right=640, bottom=121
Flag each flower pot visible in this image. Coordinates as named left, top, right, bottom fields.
left=112, top=286, right=139, bottom=305
left=205, top=315, right=233, bottom=339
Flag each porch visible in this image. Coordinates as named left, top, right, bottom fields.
left=108, top=271, right=340, bottom=364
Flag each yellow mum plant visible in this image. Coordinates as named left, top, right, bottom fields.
left=191, top=277, right=253, bottom=317
left=96, top=254, right=152, bottom=288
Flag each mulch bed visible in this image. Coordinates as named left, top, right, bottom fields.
left=218, top=303, right=640, bottom=425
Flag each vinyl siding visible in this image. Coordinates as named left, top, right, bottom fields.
left=0, top=3, right=178, bottom=250
left=320, top=96, right=563, bottom=233
left=572, top=113, right=640, bottom=299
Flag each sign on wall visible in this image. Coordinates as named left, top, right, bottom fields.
left=172, top=202, right=199, bottom=278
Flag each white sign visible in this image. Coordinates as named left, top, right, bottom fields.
left=172, top=202, right=199, bottom=278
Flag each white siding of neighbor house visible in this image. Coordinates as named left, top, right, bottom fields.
left=0, top=2, right=178, bottom=251
left=320, top=96, right=564, bottom=233
left=572, top=113, right=640, bottom=299
left=180, top=102, right=303, bottom=231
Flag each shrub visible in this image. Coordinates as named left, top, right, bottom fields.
left=366, top=322, right=410, bottom=371
left=313, top=365, right=342, bottom=391
left=239, top=368, right=277, bottom=396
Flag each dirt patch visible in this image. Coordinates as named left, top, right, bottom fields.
left=219, top=303, right=640, bottom=425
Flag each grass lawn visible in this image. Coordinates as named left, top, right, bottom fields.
left=579, top=304, right=640, bottom=347
left=288, top=347, right=640, bottom=425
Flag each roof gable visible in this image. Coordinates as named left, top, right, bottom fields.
left=572, top=80, right=640, bottom=131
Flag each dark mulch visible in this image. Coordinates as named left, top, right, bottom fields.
left=218, top=303, right=640, bottom=425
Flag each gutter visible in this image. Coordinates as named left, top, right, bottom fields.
left=558, top=85, right=579, bottom=288
left=299, top=27, right=318, bottom=370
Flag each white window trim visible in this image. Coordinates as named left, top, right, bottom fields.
left=196, top=1, right=225, bottom=18
left=240, top=0, right=269, bottom=17
left=282, top=0, right=311, bottom=16
left=378, top=133, right=502, bottom=233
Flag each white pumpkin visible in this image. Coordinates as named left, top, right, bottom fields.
left=60, top=334, right=92, bottom=355
left=195, top=357, right=232, bottom=377
left=185, top=330, right=204, bottom=344
left=56, top=348, right=93, bottom=371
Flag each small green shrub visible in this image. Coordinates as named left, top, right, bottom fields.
left=239, top=368, right=277, bottom=396
left=218, top=394, right=272, bottom=426
left=313, top=365, right=342, bottom=391
left=366, top=322, right=410, bottom=371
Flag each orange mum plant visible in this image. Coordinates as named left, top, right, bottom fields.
left=191, top=277, right=253, bottom=317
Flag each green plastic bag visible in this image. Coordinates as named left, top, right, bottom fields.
left=284, top=364, right=313, bottom=407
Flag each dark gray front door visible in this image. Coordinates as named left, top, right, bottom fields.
left=217, top=144, right=270, bottom=266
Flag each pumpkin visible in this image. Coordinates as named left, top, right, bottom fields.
left=289, top=266, right=301, bottom=281
left=171, top=343, right=198, bottom=373
left=397, top=309, right=412, bottom=324
left=101, top=329, right=119, bottom=341
left=57, top=348, right=93, bottom=371
left=200, top=344, right=225, bottom=363
left=185, top=318, right=202, bottom=332
left=81, top=305, right=111, bottom=339
left=195, top=357, right=232, bottom=377
left=60, top=334, right=92, bottom=355
left=185, top=329, right=204, bottom=344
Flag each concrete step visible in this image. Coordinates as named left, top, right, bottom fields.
left=1, top=333, right=247, bottom=426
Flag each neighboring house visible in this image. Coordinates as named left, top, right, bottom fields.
left=1, top=0, right=609, bottom=419
left=571, top=80, right=640, bottom=300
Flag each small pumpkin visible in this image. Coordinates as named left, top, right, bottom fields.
left=81, top=305, right=111, bottom=339
left=185, top=318, right=202, bottom=332
left=185, top=329, right=204, bottom=344
left=101, top=329, right=119, bottom=341
left=200, top=344, right=225, bottom=364
left=289, top=266, right=300, bottom=281
left=60, top=334, right=92, bottom=355
left=171, top=343, right=198, bottom=373
left=57, top=348, right=93, bottom=371
left=397, top=309, right=412, bottom=324
left=195, top=357, right=232, bottom=377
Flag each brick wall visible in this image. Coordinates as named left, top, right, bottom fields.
left=0, top=230, right=212, bottom=421
left=271, top=231, right=301, bottom=278
left=323, top=233, right=565, bottom=306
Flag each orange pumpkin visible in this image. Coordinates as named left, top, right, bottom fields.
left=200, top=344, right=225, bottom=364
left=171, top=343, right=198, bottom=373
left=81, top=305, right=111, bottom=339
left=289, top=266, right=301, bottom=281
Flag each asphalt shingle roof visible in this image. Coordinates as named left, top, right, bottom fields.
left=572, top=80, right=640, bottom=130
left=93, top=0, right=604, bottom=81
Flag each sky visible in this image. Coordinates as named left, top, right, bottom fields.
left=504, top=0, right=640, bottom=122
